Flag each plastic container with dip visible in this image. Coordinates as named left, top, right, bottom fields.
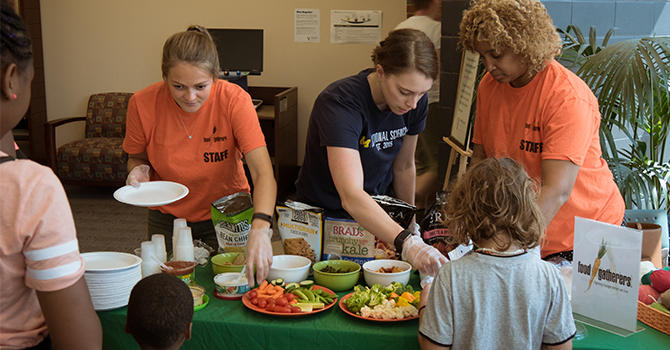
left=189, top=284, right=206, bottom=308
left=160, top=261, right=197, bottom=285
left=213, top=272, right=250, bottom=300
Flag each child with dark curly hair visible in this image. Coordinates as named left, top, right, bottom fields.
left=418, top=157, right=576, bottom=349
left=460, top=0, right=624, bottom=263
left=125, top=274, right=194, bottom=350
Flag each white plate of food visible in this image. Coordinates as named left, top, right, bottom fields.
left=113, top=181, right=189, bottom=207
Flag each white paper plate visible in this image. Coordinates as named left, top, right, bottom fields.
left=82, top=252, right=142, bottom=272
left=113, top=181, right=189, bottom=207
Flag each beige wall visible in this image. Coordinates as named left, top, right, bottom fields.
left=41, top=0, right=407, bottom=163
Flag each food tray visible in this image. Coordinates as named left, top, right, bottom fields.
left=339, top=293, right=419, bottom=322
left=637, top=300, right=670, bottom=335
left=242, top=285, right=337, bottom=317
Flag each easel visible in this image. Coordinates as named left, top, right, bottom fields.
left=443, top=137, right=472, bottom=190
left=443, top=50, right=480, bottom=190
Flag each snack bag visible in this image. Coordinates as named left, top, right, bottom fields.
left=276, top=200, right=323, bottom=263
left=211, top=192, right=253, bottom=253
left=323, top=217, right=376, bottom=266
left=420, top=190, right=457, bottom=259
left=371, top=195, right=417, bottom=259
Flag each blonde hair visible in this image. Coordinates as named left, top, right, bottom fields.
left=161, top=25, right=219, bottom=79
left=442, top=157, right=544, bottom=251
left=459, top=0, right=562, bottom=75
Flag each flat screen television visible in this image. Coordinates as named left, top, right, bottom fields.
left=208, top=28, right=263, bottom=75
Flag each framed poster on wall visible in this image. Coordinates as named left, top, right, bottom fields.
left=449, top=50, right=480, bottom=152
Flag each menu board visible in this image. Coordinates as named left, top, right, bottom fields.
left=449, top=50, right=480, bottom=152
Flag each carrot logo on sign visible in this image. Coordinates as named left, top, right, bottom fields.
left=586, top=239, right=607, bottom=292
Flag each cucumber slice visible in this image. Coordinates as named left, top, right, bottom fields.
left=270, top=278, right=285, bottom=287
left=285, top=282, right=300, bottom=292
left=299, top=280, right=314, bottom=290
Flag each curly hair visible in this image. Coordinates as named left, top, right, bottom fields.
left=459, top=0, right=561, bottom=75
left=126, top=273, right=194, bottom=349
left=162, top=25, right=219, bottom=79
left=372, top=28, right=438, bottom=80
left=441, top=157, right=544, bottom=251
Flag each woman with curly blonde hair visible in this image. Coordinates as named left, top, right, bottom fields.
left=460, top=0, right=624, bottom=263
left=417, top=157, right=576, bottom=350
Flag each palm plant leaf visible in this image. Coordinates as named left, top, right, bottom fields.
left=578, top=37, right=670, bottom=129
left=561, top=26, right=670, bottom=213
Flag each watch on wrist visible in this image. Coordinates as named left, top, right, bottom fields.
left=252, top=213, right=273, bottom=228
left=394, top=229, right=412, bottom=255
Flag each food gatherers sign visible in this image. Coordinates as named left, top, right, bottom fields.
left=571, top=217, right=642, bottom=335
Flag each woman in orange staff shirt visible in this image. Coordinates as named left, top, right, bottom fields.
left=123, top=25, right=276, bottom=286
left=460, top=0, right=625, bottom=262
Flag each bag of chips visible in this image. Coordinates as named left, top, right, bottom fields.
left=211, top=192, right=253, bottom=253
left=276, top=200, right=323, bottom=263
left=368, top=195, right=417, bottom=260
left=420, top=190, right=457, bottom=259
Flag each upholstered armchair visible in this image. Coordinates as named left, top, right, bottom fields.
left=45, top=92, right=134, bottom=187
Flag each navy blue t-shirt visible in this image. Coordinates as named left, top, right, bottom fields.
left=296, top=68, right=428, bottom=218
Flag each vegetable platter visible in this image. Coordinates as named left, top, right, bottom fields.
left=242, top=280, right=338, bottom=317
left=340, top=282, right=421, bottom=322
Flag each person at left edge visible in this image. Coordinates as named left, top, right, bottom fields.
left=123, top=25, right=276, bottom=286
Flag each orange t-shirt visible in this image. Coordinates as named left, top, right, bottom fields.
left=473, top=60, right=625, bottom=257
left=1, top=152, right=85, bottom=348
left=123, top=80, right=266, bottom=222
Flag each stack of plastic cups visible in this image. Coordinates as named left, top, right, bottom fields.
left=140, top=241, right=161, bottom=278
left=175, top=226, right=195, bottom=262
left=172, top=218, right=188, bottom=258
left=152, top=234, right=167, bottom=263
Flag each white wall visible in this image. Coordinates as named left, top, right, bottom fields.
left=40, top=0, right=407, bottom=163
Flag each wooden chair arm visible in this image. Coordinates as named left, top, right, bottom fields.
left=44, top=116, right=86, bottom=172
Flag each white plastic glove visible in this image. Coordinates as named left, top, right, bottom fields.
left=420, top=275, right=434, bottom=289
left=401, top=235, right=447, bottom=277
left=409, top=222, right=420, bottom=235
left=126, top=164, right=150, bottom=188
left=245, top=228, right=273, bottom=286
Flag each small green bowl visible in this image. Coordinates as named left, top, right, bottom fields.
left=312, top=260, right=361, bottom=292
left=211, top=252, right=246, bottom=275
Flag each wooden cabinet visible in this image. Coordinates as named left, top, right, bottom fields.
left=247, top=86, right=299, bottom=198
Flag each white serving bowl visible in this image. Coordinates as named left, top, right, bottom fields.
left=267, top=255, right=311, bottom=283
left=362, top=259, right=412, bottom=287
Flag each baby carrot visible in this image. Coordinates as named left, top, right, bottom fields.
left=266, top=285, right=276, bottom=294
left=258, top=280, right=269, bottom=293
left=586, top=239, right=607, bottom=292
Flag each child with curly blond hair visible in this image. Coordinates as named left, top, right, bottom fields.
left=461, top=0, right=624, bottom=263
left=418, top=157, right=576, bottom=350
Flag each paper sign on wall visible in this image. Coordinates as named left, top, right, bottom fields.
left=571, top=217, right=642, bottom=336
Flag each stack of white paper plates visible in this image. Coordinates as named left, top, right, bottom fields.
left=81, top=252, right=142, bottom=311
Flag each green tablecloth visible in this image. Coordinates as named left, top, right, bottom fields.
left=97, top=265, right=670, bottom=350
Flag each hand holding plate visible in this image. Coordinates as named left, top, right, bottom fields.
left=126, top=164, right=151, bottom=188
